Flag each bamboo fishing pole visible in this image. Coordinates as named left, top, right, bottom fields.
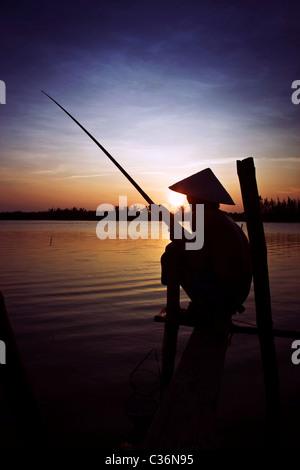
left=41, top=91, right=155, bottom=206
left=41, top=91, right=187, bottom=253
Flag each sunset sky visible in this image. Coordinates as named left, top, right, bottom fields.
left=1, top=0, right=299, bottom=212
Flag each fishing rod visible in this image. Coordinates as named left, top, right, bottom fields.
left=41, top=91, right=155, bottom=207
left=42, top=91, right=190, bottom=245
left=41, top=91, right=183, bottom=239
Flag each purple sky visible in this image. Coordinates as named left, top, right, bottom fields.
left=1, top=0, right=299, bottom=211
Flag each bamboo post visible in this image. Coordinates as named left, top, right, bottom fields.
left=237, top=157, right=280, bottom=449
left=160, top=257, right=180, bottom=393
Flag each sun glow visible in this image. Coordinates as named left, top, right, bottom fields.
left=168, top=189, right=186, bottom=208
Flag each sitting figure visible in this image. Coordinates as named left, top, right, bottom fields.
left=161, top=168, right=252, bottom=323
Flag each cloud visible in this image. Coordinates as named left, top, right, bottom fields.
left=59, top=173, right=111, bottom=179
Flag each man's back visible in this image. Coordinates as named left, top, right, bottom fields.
left=163, top=207, right=252, bottom=314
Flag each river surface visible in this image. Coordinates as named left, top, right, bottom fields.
left=0, top=220, right=299, bottom=450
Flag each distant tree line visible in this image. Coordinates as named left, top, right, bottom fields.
left=260, top=197, right=300, bottom=222
left=229, top=197, right=300, bottom=222
left=0, top=198, right=299, bottom=222
left=0, top=207, right=97, bottom=220
left=0, top=206, right=148, bottom=221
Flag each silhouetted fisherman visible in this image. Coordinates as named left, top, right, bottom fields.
left=41, top=92, right=252, bottom=322
left=161, top=168, right=252, bottom=323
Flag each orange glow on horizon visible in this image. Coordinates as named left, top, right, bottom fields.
left=0, top=158, right=299, bottom=214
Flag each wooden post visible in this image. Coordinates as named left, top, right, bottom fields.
left=160, top=257, right=180, bottom=392
left=237, top=157, right=280, bottom=449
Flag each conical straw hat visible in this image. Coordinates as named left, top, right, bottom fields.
left=169, top=168, right=235, bottom=205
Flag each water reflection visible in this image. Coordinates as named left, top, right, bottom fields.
left=0, top=220, right=299, bottom=449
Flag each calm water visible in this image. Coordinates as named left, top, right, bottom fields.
left=0, top=220, right=300, bottom=449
